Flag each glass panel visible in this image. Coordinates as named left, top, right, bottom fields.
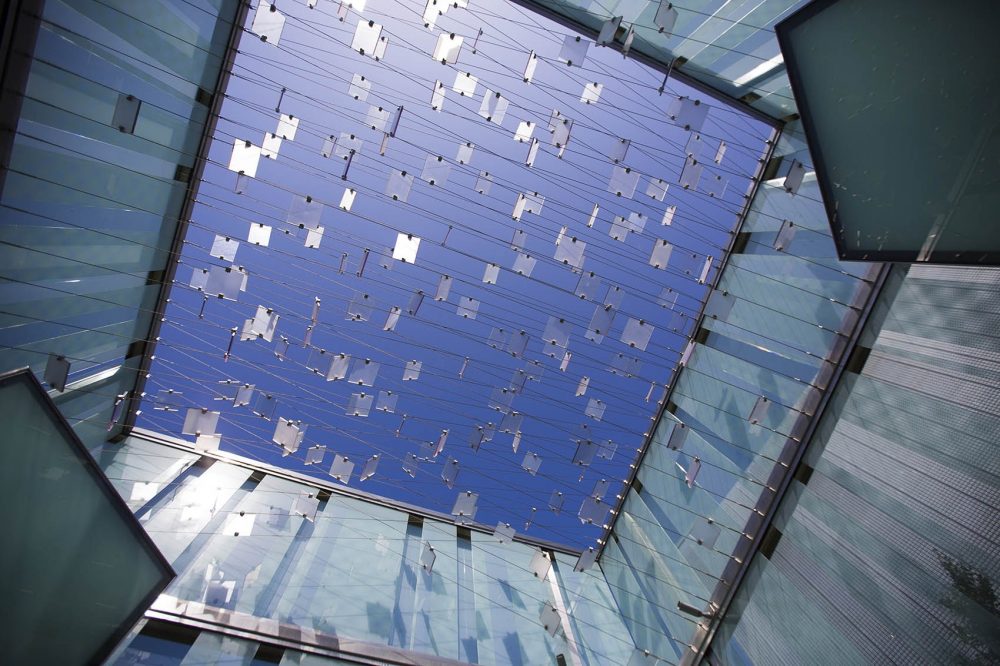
left=512, top=252, right=536, bottom=276
left=457, top=296, right=479, bottom=319
left=514, top=120, right=535, bottom=143
left=329, top=454, right=355, bottom=484
left=0, top=372, right=172, bottom=665
left=386, top=170, right=414, bottom=201
left=608, top=166, right=640, bottom=198
left=347, top=358, right=379, bottom=387
left=351, top=20, right=383, bottom=56
left=365, top=105, right=390, bottom=131
left=455, top=141, right=474, bottom=164
left=581, top=82, right=603, bottom=104
left=421, top=155, right=451, bottom=186
left=453, top=71, right=477, bottom=96
left=667, top=96, right=708, bottom=132
left=478, top=90, right=509, bottom=124
left=475, top=170, right=493, bottom=194
left=349, top=73, right=370, bottom=101
left=555, top=236, right=586, bottom=269
left=112, top=93, right=141, bottom=134
left=778, top=0, right=1000, bottom=262
left=646, top=177, right=668, bottom=201
left=523, top=50, right=538, bottom=82
left=622, top=318, right=654, bottom=351
left=558, top=34, right=589, bottom=66
left=585, top=305, right=615, bottom=344
left=432, top=32, right=463, bottom=63
left=251, top=3, right=285, bottom=43
left=434, top=274, right=452, bottom=301
left=649, top=240, right=673, bottom=269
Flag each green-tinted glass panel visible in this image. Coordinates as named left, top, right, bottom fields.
left=776, top=0, right=1000, bottom=263
left=711, top=265, right=1000, bottom=664
left=0, top=370, right=172, bottom=664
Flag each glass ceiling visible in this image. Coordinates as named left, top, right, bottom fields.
left=139, top=0, right=769, bottom=548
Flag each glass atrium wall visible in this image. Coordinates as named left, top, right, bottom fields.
left=4, top=3, right=996, bottom=665
left=708, top=262, right=1000, bottom=665
left=601, top=120, right=882, bottom=661
left=0, top=0, right=240, bottom=446
left=515, top=0, right=808, bottom=120
left=109, top=620, right=363, bottom=665
left=94, top=429, right=636, bottom=665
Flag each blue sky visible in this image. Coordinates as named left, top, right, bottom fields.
left=139, top=0, right=769, bottom=548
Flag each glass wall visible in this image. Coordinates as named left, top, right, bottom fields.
left=95, top=430, right=636, bottom=665
left=709, top=263, right=1000, bottom=665
left=0, top=0, right=240, bottom=446
left=601, top=122, right=881, bottom=661
left=517, top=0, right=808, bottom=119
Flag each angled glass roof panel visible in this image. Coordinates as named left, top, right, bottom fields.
left=1, top=371, right=173, bottom=664
left=776, top=0, right=1000, bottom=263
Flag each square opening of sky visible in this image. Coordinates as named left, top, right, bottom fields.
left=140, top=0, right=771, bottom=548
